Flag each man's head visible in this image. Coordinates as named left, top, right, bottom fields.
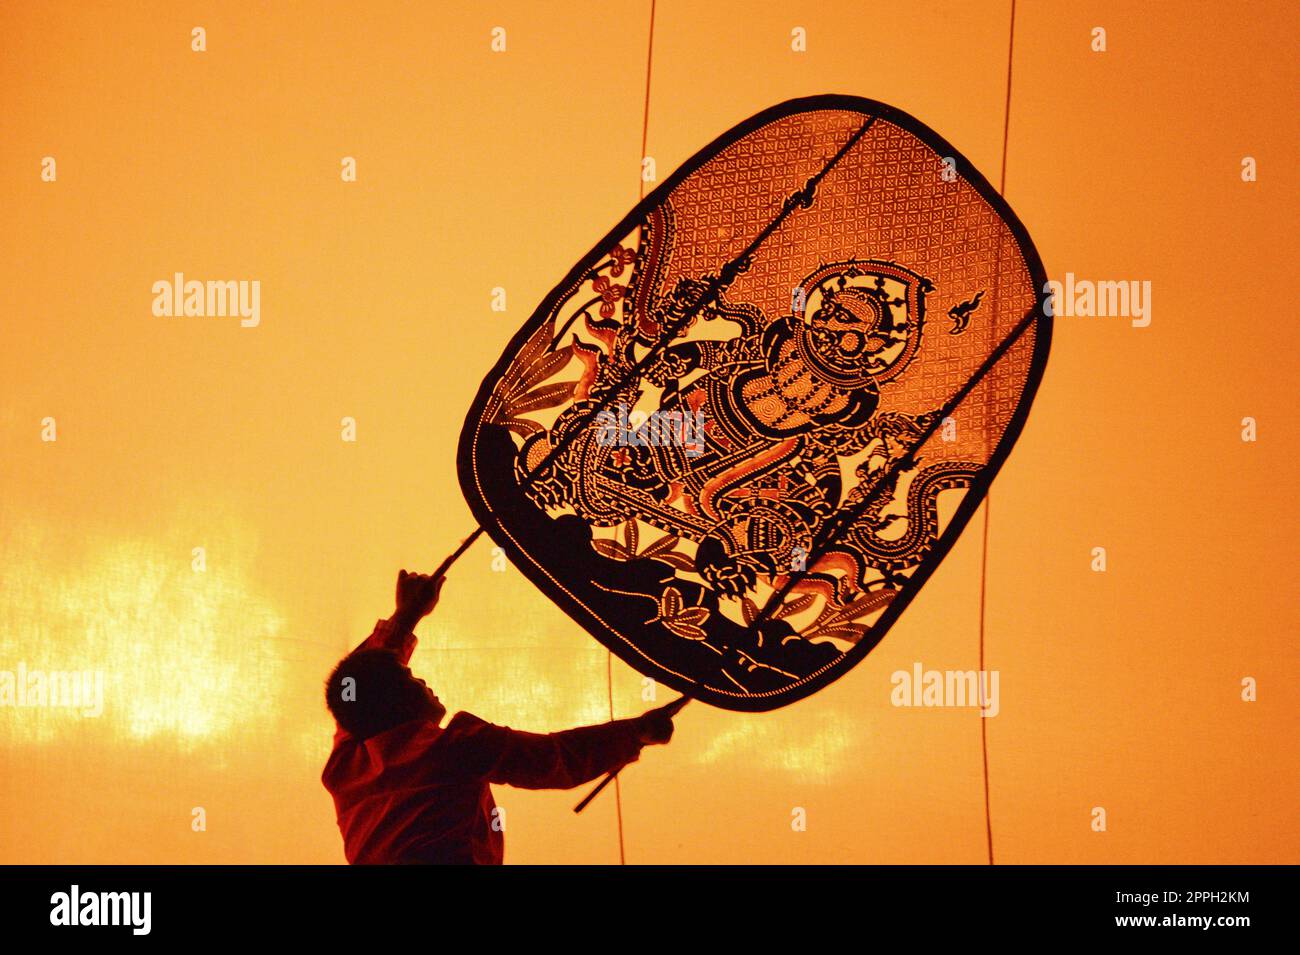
left=325, top=649, right=446, bottom=740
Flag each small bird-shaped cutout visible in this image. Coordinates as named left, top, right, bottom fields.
left=948, top=290, right=985, bottom=334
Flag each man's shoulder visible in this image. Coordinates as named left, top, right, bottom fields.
left=440, top=711, right=517, bottom=752
left=444, top=711, right=493, bottom=734
left=431, top=712, right=513, bottom=778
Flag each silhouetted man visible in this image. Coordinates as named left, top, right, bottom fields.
left=322, top=569, right=685, bottom=864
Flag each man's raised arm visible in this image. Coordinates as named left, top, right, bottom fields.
left=349, top=569, right=444, bottom=663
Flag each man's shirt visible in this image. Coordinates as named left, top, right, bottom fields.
left=322, top=619, right=645, bottom=864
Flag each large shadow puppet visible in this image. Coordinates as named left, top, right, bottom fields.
left=458, top=96, right=1050, bottom=711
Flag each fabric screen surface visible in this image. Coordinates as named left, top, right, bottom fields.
left=0, top=1, right=1295, bottom=864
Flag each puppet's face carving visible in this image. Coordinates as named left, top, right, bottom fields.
left=458, top=98, right=1050, bottom=711
left=797, top=263, right=927, bottom=388
left=809, top=291, right=885, bottom=366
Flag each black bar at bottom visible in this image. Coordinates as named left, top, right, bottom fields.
left=0, top=863, right=1286, bottom=941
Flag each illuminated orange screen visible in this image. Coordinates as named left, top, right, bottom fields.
left=1, top=0, right=1295, bottom=863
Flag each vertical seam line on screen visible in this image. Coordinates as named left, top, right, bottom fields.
left=608, top=0, right=657, bottom=867
left=979, top=0, right=1017, bottom=869
left=638, top=0, right=657, bottom=202
left=606, top=649, right=624, bottom=864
